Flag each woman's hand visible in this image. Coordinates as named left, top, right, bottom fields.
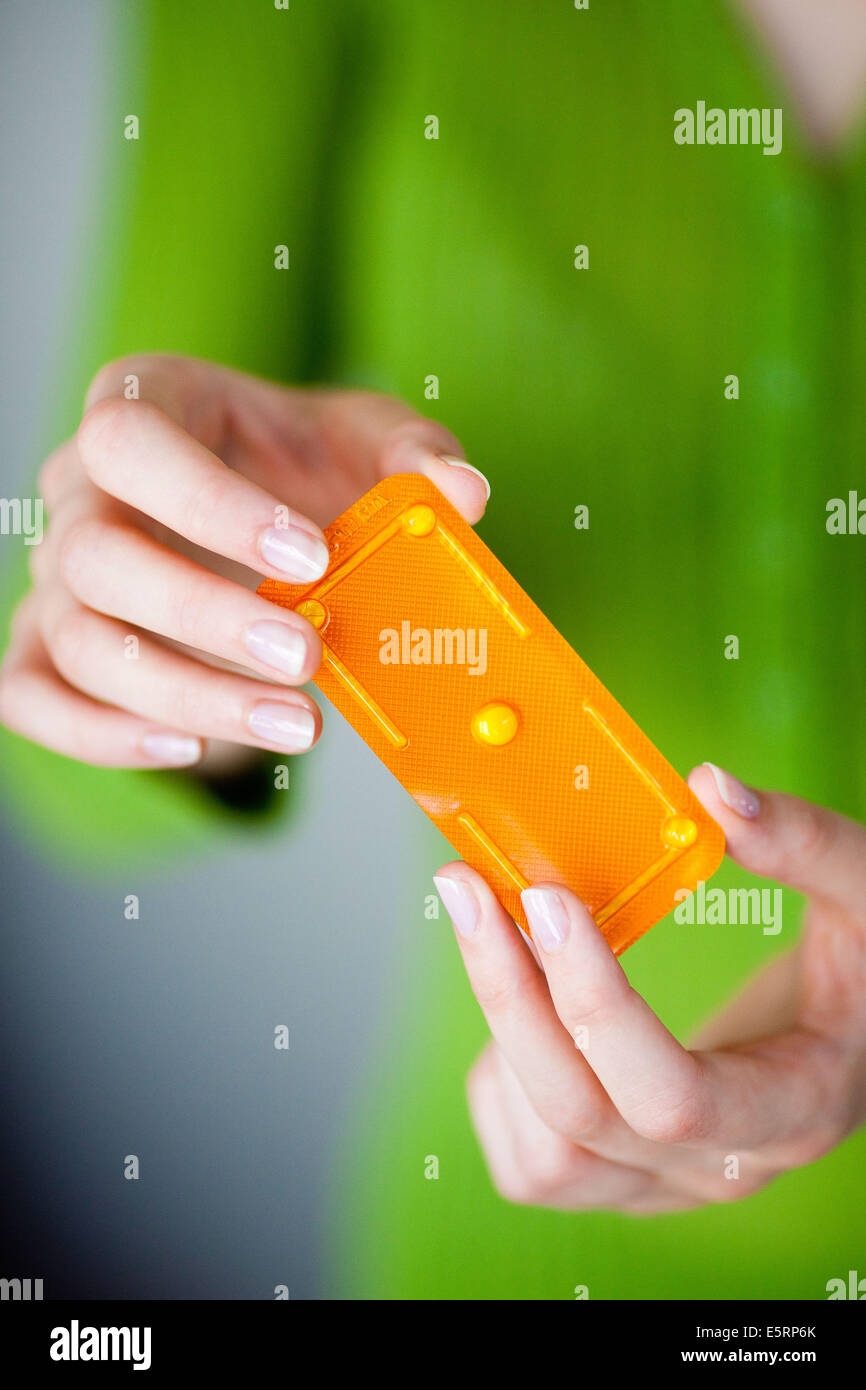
left=0, top=355, right=487, bottom=769
left=435, top=764, right=866, bottom=1212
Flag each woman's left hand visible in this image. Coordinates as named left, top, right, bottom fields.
left=434, top=763, right=866, bottom=1212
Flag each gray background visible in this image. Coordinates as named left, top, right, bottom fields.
left=0, top=0, right=417, bottom=1299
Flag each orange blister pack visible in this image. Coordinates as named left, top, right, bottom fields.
left=259, top=475, right=724, bottom=954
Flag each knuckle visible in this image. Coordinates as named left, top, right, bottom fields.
left=561, top=977, right=632, bottom=1037
left=472, top=969, right=525, bottom=1015
left=57, top=517, right=109, bottom=594
left=171, top=680, right=208, bottom=733
left=517, top=1139, right=580, bottom=1196
left=77, top=395, right=153, bottom=477
left=37, top=442, right=73, bottom=503
left=547, top=1096, right=608, bottom=1144
left=170, top=577, right=208, bottom=645
left=628, top=1076, right=711, bottom=1146
left=182, top=470, right=235, bottom=550
left=28, top=537, right=51, bottom=584
left=76, top=395, right=130, bottom=467
left=44, top=606, right=93, bottom=683
left=490, top=1168, right=540, bottom=1207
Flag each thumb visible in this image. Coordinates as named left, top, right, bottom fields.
left=687, top=763, right=866, bottom=923
left=308, top=388, right=491, bottom=524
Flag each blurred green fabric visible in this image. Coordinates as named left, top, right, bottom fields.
left=1, top=0, right=864, bottom=1298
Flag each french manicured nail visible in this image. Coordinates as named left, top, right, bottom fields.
left=259, top=525, right=329, bottom=581
left=248, top=700, right=316, bottom=751
left=142, top=731, right=202, bottom=766
left=244, top=620, right=307, bottom=678
left=438, top=455, right=491, bottom=500
left=703, top=763, right=760, bottom=819
left=434, top=875, right=480, bottom=939
left=521, top=886, right=570, bottom=952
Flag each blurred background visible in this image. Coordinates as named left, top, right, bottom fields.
left=1, top=0, right=865, bottom=1300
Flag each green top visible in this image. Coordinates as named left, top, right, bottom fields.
left=2, top=0, right=864, bottom=1298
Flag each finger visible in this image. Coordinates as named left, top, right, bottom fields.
left=491, top=1045, right=661, bottom=1211
left=437, top=866, right=750, bottom=1180
left=82, top=358, right=489, bottom=559
left=435, top=866, right=620, bottom=1137
left=84, top=354, right=319, bottom=495
left=77, top=397, right=331, bottom=584
left=308, top=388, right=490, bottom=522
left=36, top=439, right=84, bottom=511
left=522, top=882, right=839, bottom=1149
left=472, top=1050, right=738, bottom=1215
left=469, top=1046, right=654, bottom=1211
left=689, top=762, right=866, bottom=921
left=0, top=599, right=202, bottom=768
left=37, top=590, right=321, bottom=754
left=522, top=882, right=717, bottom=1145
left=84, top=353, right=221, bottom=424
left=466, top=1046, right=539, bottom=1204
left=28, top=488, right=132, bottom=595
left=57, top=516, right=322, bottom=684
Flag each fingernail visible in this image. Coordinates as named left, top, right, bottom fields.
left=434, top=874, right=480, bottom=939
left=703, top=763, right=760, bottom=819
left=248, top=700, right=316, bottom=751
left=438, top=455, right=491, bottom=500
left=259, top=525, right=329, bottom=581
left=244, top=620, right=307, bottom=678
left=142, top=731, right=203, bottom=766
left=521, top=886, right=570, bottom=952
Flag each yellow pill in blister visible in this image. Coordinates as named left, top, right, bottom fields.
left=402, top=504, right=437, bottom=537
left=471, top=702, right=520, bottom=747
left=296, top=598, right=328, bottom=630
left=661, top=814, right=698, bottom=848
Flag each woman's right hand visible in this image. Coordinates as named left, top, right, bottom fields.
left=0, top=354, right=488, bottom=769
